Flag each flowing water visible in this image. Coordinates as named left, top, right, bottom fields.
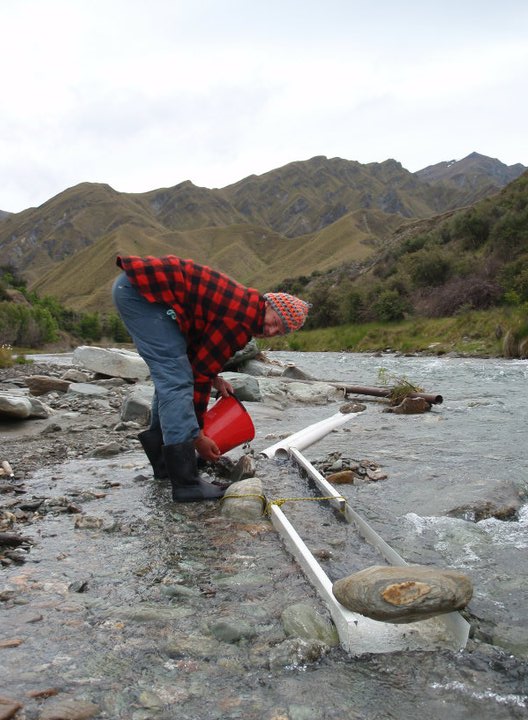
left=2, top=352, right=527, bottom=719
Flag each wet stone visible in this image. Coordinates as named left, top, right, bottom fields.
left=281, top=602, right=339, bottom=646
left=209, top=618, right=257, bottom=643
left=268, top=637, right=330, bottom=669
left=38, top=696, right=100, bottom=719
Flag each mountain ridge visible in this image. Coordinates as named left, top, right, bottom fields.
left=0, top=152, right=525, bottom=312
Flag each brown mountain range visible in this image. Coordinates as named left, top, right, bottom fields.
left=0, top=152, right=524, bottom=313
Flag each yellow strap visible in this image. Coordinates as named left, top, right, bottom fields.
left=264, top=495, right=346, bottom=517
left=220, top=492, right=347, bottom=517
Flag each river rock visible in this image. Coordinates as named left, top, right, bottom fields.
left=67, top=383, right=108, bottom=397
left=257, top=377, right=341, bottom=406
left=0, top=391, right=51, bottom=420
left=73, top=346, right=149, bottom=381
left=281, top=602, right=339, bottom=646
left=120, top=384, right=153, bottom=424
left=385, top=397, right=431, bottom=414
left=221, top=372, right=262, bottom=402
left=61, top=368, right=91, bottom=383
left=220, top=478, right=264, bottom=521
left=24, top=375, right=71, bottom=395
left=332, top=564, right=473, bottom=623
left=326, top=470, right=356, bottom=484
left=268, top=638, right=330, bottom=669
left=222, top=339, right=260, bottom=369
left=445, top=478, right=521, bottom=521
left=238, top=358, right=284, bottom=377
left=281, top=365, right=315, bottom=381
left=0, top=696, right=23, bottom=718
left=38, top=696, right=100, bottom=719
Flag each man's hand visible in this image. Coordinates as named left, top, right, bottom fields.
left=212, top=375, right=234, bottom=398
left=194, top=432, right=221, bottom=462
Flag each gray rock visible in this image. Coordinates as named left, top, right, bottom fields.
left=0, top=391, right=51, bottom=419
left=446, top=479, right=521, bottom=521
left=61, top=368, right=92, bottom=382
left=73, top=345, right=150, bottom=380
left=241, top=358, right=284, bottom=377
left=222, top=339, right=260, bottom=369
left=491, top=621, right=528, bottom=659
left=257, top=377, right=341, bottom=405
left=281, top=365, right=315, bottom=380
left=120, top=384, right=153, bottom=424
left=268, top=637, right=330, bottom=669
left=332, top=564, right=473, bottom=623
left=39, top=696, right=100, bottom=719
left=221, top=372, right=262, bottom=402
left=91, top=442, right=122, bottom=457
left=0, top=392, right=31, bottom=419
left=67, top=382, right=108, bottom=397
left=209, top=618, right=257, bottom=643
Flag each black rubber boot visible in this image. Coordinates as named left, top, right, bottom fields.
left=138, top=429, right=168, bottom=479
left=162, top=442, right=225, bottom=503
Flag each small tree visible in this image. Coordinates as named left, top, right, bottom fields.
left=373, top=289, right=406, bottom=322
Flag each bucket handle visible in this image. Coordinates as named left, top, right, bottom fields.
left=215, top=389, right=250, bottom=414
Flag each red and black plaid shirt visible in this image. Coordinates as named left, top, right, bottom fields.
left=117, top=255, right=266, bottom=425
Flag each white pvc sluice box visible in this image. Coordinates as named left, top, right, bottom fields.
left=260, top=412, right=471, bottom=655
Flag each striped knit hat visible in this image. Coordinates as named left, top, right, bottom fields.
left=263, top=292, right=311, bottom=333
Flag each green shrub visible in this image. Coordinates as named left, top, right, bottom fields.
left=0, top=344, right=14, bottom=368
left=0, top=302, right=59, bottom=347
left=373, top=289, right=406, bottom=322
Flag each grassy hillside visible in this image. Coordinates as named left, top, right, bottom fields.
left=282, top=171, right=528, bottom=340
left=1, top=153, right=525, bottom=315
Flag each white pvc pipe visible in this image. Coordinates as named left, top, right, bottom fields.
left=260, top=411, right=356, bottom=459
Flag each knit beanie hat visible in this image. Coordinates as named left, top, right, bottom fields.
left=263, top=292, right=311, bottom=333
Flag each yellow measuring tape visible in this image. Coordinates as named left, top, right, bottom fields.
left=220, top=492, right=346, bottom=517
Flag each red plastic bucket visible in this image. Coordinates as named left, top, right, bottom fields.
left=203, top=394, right=255, bottom=454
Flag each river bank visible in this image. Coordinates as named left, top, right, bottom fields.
left=1, top=352, right=527, bottom=719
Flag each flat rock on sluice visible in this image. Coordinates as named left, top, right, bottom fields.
left=332, top=565, right=473, bottom=623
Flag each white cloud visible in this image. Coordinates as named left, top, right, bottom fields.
left=0, top=0, right=527, bottom=211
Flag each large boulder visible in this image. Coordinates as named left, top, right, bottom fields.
left=332, top=564, right=473, bottom=623
left=73, top=346, right=149, bottom=381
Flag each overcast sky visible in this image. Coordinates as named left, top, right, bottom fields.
left=1, top=0, right=527, bottom=213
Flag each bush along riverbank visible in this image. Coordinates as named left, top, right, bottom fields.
left=262, top=306, right=528, bottom=357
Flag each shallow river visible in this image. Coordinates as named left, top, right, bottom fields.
left=2, top=351, right=527, bottom=719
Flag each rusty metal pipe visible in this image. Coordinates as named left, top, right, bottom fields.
left=340, top=385, right=443, bottom=405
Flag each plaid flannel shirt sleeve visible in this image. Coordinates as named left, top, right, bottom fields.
left=189, top=317, right=253, bottom=426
